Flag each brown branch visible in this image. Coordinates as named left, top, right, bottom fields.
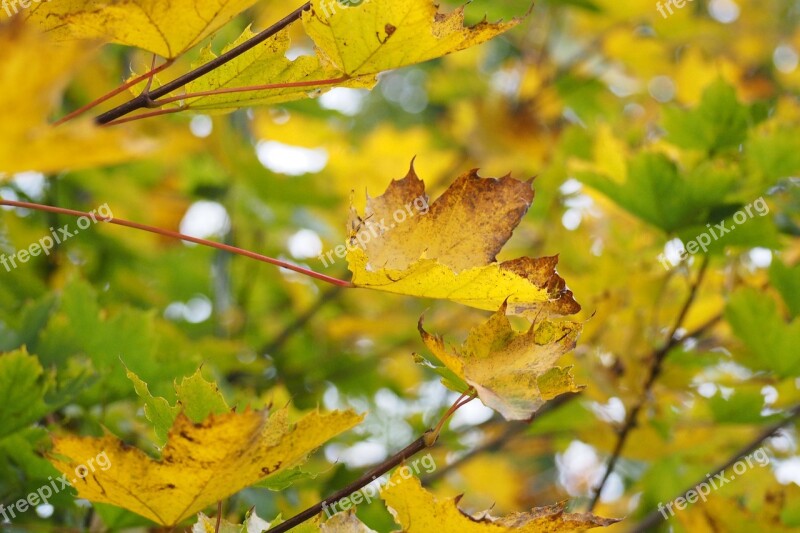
left=94, top=2, right=311, bottom=125
left=588, top=256, right=711, bottom=511
left=0, top=199, right=353, bottom=288
left=266, top=432, right=435, bottom=533
left=630, top=403, right=800, bottom=532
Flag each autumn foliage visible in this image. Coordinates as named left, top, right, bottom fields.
left=1, top=0, right=799, bottom=532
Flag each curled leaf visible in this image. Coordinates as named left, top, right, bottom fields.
left=418, top=302, right=584, bottom=420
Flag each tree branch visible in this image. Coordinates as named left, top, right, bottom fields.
left=0, top=199, right=352, bottom=288
left=588, top=256, right=711, bottom=511
left=94, top=2, right=311, bottom=125
left=267, top=432, right=435, bottom=533
left=630, top=403, right=800, bottom=532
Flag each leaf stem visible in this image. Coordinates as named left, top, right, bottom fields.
left=0, top=199, right=353, bottom=288
left=94, top=2, right=312, bottom=125
left=266, top=432, right=436, bottom=533
left=431, top=390, right=476, bottom=442
left=588, top=256, right=711, bottom=511
left=54, top=58, right=174, bottom=126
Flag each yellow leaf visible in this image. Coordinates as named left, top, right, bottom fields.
left=27, top=0, right=259, bottom=58
left=48, top=408, right=363, bottom=526
left=419, top=302, right=584, bottom=420
left=302, top=0, right=518, bottom=77
left=382, top=471, right=618, bottom=532
left=0, top=22, right=157, bottom=175
left=346, top=166, right=580, bottom=316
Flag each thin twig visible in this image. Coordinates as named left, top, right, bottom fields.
left=94, top=2, right=312, bottom=125
left=630, top=404, right=800, bottom=533
left=153, top=76, right=350, bottom=107
left=54, top=58, right=174, bottom=126
left=588, top=256, right=711, bottom=511
left=268, top=391, right=482, bottom=531
left=266, top=432, right=435, bottom=533
left=101, top=106, right=184, bottom=126
left=0, top=199, right=352, bottom=288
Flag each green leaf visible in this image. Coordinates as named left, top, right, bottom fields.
left=663, top=79, right=753, bottom=153
left=0, top=348, right=51, bottom=439
left=708, top=389, right=774, bottom=424
left=746, top=127, right=800, bottom=188
left=128, top=368, right=230, bottom=445
left=770, top=260, right=800, bottom=319
left=175, top=369, right=231, bottom=422
left=675, top=207, right=779, bottom=256
left=580, top=153, right=738, bottom=233
left=127, top=368, right=180, bottom=446
left=725, top=288, right=800, bottom=377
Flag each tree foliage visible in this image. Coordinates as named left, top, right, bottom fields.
left=1, top=0, right=799, bottom=531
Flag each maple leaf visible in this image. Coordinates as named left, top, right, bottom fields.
left=417, top=302, right=584, bottom=420
left=382, top=471, right=618, bottom=532
left=144, top=0, right=518, bottom=112
left=27, top=0, right=259, bottom=59
left=346, top=166, right=580, bottom=317
left=48, top=407, right=363, bottom=526
left=0, top=22, right=158, bottom=174
left=302, top=0, right=519, bottom=77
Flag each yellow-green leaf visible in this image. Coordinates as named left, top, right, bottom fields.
left=418, top=302, right=584, bottom=420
